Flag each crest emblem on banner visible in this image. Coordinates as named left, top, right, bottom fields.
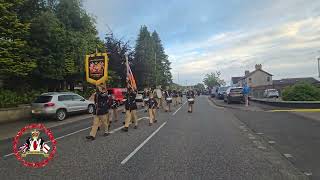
left=85, top=53, right=109, bottom=85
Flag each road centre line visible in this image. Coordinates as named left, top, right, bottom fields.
left=121, top=122, right=167, bottom=165
left=121, top=101, right=186, bottom=165
left=3, top=117, right=149, bottom=158
left=172, top=101, right=187, bottom=116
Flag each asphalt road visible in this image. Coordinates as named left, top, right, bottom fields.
left=0, top=96, right=307, bottom=180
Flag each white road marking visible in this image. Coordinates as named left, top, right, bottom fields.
left=172, top=101, right=187, bottom=116
left=3, top=117, right=149, bottom=158
left=284, top=154, right=293, bottom=158
left=121, top=122, right=167, bottom=165
left=268, top=141, right=276, bottom=145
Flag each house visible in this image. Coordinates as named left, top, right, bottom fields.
left=273, top=77, right=320, bottom=87
left=231, top=64, right=273, bottom=87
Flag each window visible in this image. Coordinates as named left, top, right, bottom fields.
left=34, top=96, right=52, bottom=103
left=72, top=95, right=84, bottom=101
left=267, top=76, right=270, bottom=82
left=58, top=95, right=73, bottom=101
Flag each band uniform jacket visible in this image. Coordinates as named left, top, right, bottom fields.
left=147, top=98, right=158, bottom=109
left=125, top=91, right=137, bottom=111
left=93, top=92, right=109, bottom=115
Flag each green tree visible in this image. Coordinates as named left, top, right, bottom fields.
left=0, top=0, right=36, bottom=79
left=194, top=83, right=205, bottom=91
left=151, top=31, right=172, bottom=87
left=203, top=72, right=225, bottom=88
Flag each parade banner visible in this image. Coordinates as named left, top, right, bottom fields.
left=85, top=53, right=109, bottom=85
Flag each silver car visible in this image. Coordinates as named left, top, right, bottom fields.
left=31, top=92, right=95, bottom=121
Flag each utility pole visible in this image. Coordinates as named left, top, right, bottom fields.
left=318, top=57, right=320, bottom=78
left=155, top=52, right=157, bottom=86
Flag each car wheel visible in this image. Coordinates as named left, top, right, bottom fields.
left=88, top=104, right=94, bottom=114
left=56, top=109, right=67, bottom=121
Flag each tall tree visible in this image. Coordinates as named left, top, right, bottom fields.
left=0, top=0, right=36, bottom=81
left=151, top=31, right=172, bottom=87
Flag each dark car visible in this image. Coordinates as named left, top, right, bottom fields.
left=216, top=86, right=230, bottom=100
left=224, top=87, right=244, bottom=104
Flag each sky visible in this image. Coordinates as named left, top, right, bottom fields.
left=83, top=0, right=320, bottom=86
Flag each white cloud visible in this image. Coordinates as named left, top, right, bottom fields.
left=169, top=16, right=320, bottom=85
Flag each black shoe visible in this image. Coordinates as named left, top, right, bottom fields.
left=149, top=123, right=152, bottom=126
left=104, top=132, right=110, bottom=136
left=144, top=109, right=147, bottom=112
left=154, top=120, right=158, bottom=123
left=122, top=127, right=128, bottom=132
left=97, top=127, right=100, bottom=131
left=122, top=122, right=125, bottom=125
left=86, top=136, right=95, bottom=140
left=134, top=126, right=138, bottom=129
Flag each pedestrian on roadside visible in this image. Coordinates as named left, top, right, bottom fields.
left=147, top=92, right=158, bottom=126
left=86, top=84, right=110, bottom=140
left=122, top=87, right=138, bottom=132
left=242, top=84, right=251, bottom=107
left=186, top=89, right=195, bottom=113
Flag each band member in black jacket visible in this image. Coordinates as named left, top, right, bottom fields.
left=86, top=84, right=110, bottom=140
left=164, top=89, right=172, bottom=112
left=122, top=87, right=138, bottom=132
left=147, top=92, right=158, bottom=126
left=172, top=89, right=178, bottom=107
left=177, top=90, right=183, bottom=104
left=186, top=89, right=195, bottom=113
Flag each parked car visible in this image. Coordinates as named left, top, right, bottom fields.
left=135, top=91, right=144, bottom=102
left=210, top=87, right=218, bottom=98
left=107, top=88, right=126, bottom=104
left=263, top=89, right=279, bottom=98
left=31, top=92, right=95, bottom=121
left=224, top=87, right=244, bottom=104
left=216, top=86, right=230, bottom=100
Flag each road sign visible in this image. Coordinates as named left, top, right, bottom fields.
left=85, top=52, right=109, bottom=85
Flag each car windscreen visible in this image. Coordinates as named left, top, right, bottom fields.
left=230, top=88, right=243, bottom=93
left=34, top=96, right=52, bottom=103
left=218, top=87, right=229, bottom=92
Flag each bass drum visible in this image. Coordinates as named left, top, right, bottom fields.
left=166, top=97, right=173, bottom=103
left=187, top=98, right=194, bottom=104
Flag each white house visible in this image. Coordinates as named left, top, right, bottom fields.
left=232, top=64, right=273, bottom=87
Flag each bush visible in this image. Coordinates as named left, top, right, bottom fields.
left=282, top=82, right=320, bottom=101
left=0, top=89, right=45, bottom=108
left=74, top=88, right=95, bottom=99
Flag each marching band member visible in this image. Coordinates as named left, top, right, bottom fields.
left=122, top=87, right=138, bottom=132
left=109, top=94, right=119, bottom=123
left=186, top=89, right=195, bottom=113
left=86, top=84, right=110, bottom=140
left=153, top=86, right=163, bottom=109
left=143, top=88, right=149, bottom=112
left=147, top=92, right=158, bottom=126
left=164, top=88, right=172, bottom=112
left=177, top=89, right=183, bottom=104
left=172, top=89, right=178, bottom=107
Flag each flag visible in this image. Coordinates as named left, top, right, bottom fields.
left=126, top=56, right=137, bottom=90
left=42, top=144, right=50, bottom=154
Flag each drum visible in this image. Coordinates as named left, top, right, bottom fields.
left=166, top=97, right=172, bottom=103
left=143, top=98, right=149, bottom=102
left=187, top=98, right=194, bottom=104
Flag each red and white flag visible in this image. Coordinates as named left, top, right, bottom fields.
left=126, top=56, right=137, bottom=90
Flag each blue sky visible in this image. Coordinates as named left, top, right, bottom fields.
left=83, top=0, right=320, bottom=85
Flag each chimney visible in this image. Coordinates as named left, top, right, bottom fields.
left=255, top=64, right=262, bottom=70
left=245, top=70, right=250, bottom=76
